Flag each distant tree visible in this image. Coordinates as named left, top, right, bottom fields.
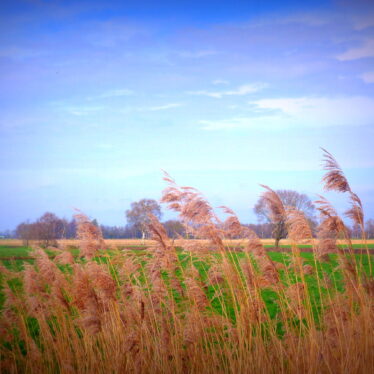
left=245, top=223, right=273, bottom=239
left=254, top=189, right=316, bottom=247
left=0, top=230, right=15, bottom=239
left=36, top=212, right=65, bottom=246
left=64, top=218, right=77, bottom=239
left=100, top=225, right=128, bottom=239
left=163, top=219, right=186, bottom=239
left=16, top=213, right=66, bottom=247
left=126, top=199, right=162, bottom=241
left=366, top=219, right=374, bottom=239
left=350, top=223, right=361, bottom=239
left=16, top=222, right=35, bottom=246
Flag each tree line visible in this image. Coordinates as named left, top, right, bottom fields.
left=6, top=191, right=374, bottom=246
left=13, top=213, right=187, bottom=246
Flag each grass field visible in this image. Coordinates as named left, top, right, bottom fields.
left=1, top=240, right=373, bottom=373
left=1, top=243, right=372, bottom=306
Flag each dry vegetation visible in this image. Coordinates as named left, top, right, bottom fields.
left=2, top=238, right=373, bottom=249
left=0, top=150, right=373, bottom=374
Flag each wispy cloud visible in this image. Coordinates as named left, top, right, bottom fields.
left=0, top=46, right=47, bottom=60
left=87, top=89, right=134, bottom=100
left=337, top=39, right=374, bottom=61
left=240, top=11, right=331, bottom=32
left=252, top=96, right=374, bottom=126
left=199, top=96, right=374, bottom=130
left=353, top=14, right=374, bottom=30
left=144, top=103, right=183, bottom=111
left=122, top=103, right=183, bottom=112
left=187, top=83, right=266, bottom=99
left=273, top=12, right=331, bottom=27
left=2, top=2, right=374, bottom=228
left=360, top=71, right=374, bottom=84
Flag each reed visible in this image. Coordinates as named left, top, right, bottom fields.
left=0, top=151, right=373, bottom=373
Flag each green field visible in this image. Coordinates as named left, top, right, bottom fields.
left=1, top=245, right=372, bottom=320
left=1, top=241, right=373, bottom=373
left=1, top=242, right=373, bottom=258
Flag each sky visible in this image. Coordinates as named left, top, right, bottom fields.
left=1, top=0, right=374, bottom=230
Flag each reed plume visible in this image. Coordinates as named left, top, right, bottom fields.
left=321, top=148, right=365, bottom=231
left=1, top=154, right=373, bottom=374
left=54, top=250, right=74, bottom=265
left=285, top=207, right=313, bottom=244
left=74, top=211, right=104, bottom=259
left=345, top=192, right=364, bottom=227
left=259, top=184, right=286, bottom=223
left=321, top=147, right=351, bottom=193
left=161, top=172, right=225, bottom=250
left=315, top=196, right=345, bottom=260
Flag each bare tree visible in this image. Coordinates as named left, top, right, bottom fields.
left=36, top=212, right=65, bottom=246
left=254, top=189, right=316, bottom=247
left=245, top=223, right=273, bottom=239
left=163, top=219, right=186, bottom=239
left=16, top=222, right=35, bottom=246
left=64, top=218, right=77, bottom=239
left=350, top=223, right=362, bottom=239
left=366, top=219, right=374, bottom=239
left=125, top=199, right=162, bottom=242
left=15, top=212, right=65, bottom=247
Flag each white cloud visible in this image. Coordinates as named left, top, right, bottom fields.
left=121, top=103, right=183, bottom=112
left=99, top=89, right=134, bottom=98
left=187, top=90, right=223, bottom=98
left=187, top=83, right=266, bottom=99
left=145, top=103, right=183, bottom=111
left=337, top=39, right=374, bottom=61
left=87, top=89, right=134, bottom=100
left=199, top=96, right=374, bottom=130
left=360, top=71, right=374, bottom=83
left=252, top=96, right=374, bottom=126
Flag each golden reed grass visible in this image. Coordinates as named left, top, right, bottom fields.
left=0, top=151, right=373, bottom=374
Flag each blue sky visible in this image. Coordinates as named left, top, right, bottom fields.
left=1, top=0, right=374, bottom=230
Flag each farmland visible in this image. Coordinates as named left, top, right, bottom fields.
left=1, top=238, right=374, bottom=252
left=0, top=236, right=373, bottom=373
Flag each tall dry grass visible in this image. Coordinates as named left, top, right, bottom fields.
left=0, top=151, right=373, bottom=374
